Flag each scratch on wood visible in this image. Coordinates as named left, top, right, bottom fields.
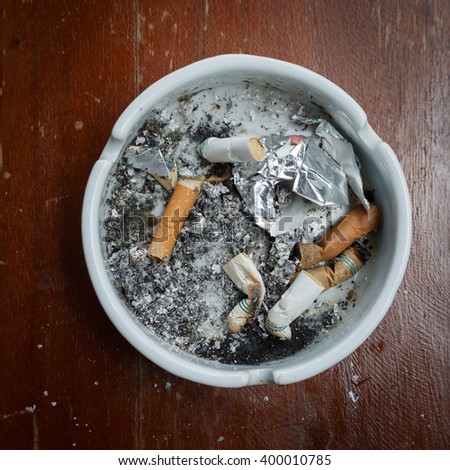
left=32, top=413, right=39, bottom=449
left=434, top=10, right=443, bottom=31
left=134, top=0, right=140, bottom=95
left=325, top=431, right=334, bottom=449
left=45, top=194, right=69, bottom=207
left=299, top=396, right=317, bottom=435
left=204, top=0, right=209, bottom=31
left=106, top=404, right=111, bottom=427
left=84, top=92, right=101, bottom=103
left=137, top=13, right=146, bottom=41
left=109, top=16, right=116, bottom=35
left=38, top=121, right=45, bottom=138
left=134, top=354, right=142, bottom=448
left=385, top=23, right=391, bottom=48
left=374, top=3, right=382, bottom=49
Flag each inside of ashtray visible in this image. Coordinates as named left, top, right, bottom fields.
left=100, top=75, right=380, bottom=366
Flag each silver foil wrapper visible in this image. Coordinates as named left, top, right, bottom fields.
left=293, top=115, right=369, bottom=211
left=233, top=118, right=368, bottom=231
left=314, top=121, right=370, bottom=212
left=126, top=147, right=171, bottom=178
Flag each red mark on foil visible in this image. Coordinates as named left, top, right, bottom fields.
left=290, top=135, right=305, bottom=145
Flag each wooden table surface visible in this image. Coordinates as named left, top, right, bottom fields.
left=1, top=0, right=449, bottom=450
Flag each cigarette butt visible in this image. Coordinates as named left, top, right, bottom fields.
left=303, top=245, right=366, bottom=290
left=148, top=176, right=205, bottom=262
left=226, top=280, right=265, bottom=333
left=267, top=245, right=367, bottom=340
left=265, top=270, right=324, bottom=340
left=227, top=298, right=254, bottom=334
left=223, top=252, right=266, bottom=333
left=198, top=136, right=266, bottom=163
left=223, top=253, right=266, bottom=308
left=297, top=204, right=381, bottom=269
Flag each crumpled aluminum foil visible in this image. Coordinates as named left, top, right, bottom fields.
left=126, top=146, right=171, bottom=178
left=314, top=121, right=370, bottom=212
left=292, top=115, right=369, bottom=212
left=233, top=117, right=369, bottom=231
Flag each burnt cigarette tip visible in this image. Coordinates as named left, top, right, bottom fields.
left=351, top=241, right=371, bottom=263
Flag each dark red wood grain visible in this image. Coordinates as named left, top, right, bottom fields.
left=1, top=0, right=448, bottom=450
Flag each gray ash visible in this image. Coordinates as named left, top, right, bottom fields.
left=189, top=120, right=234, bottom=142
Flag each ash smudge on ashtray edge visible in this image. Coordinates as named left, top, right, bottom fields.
left=102, top=84, right=368, bottom=365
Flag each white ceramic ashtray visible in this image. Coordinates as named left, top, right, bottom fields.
left=82, top=55, right=411, bottom=387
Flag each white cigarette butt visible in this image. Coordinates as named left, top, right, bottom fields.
left=198, top=136, right=266, bottom=163
left=266, top=270, right=324, bottom=339
left=223, top=252, right=266, bottom=333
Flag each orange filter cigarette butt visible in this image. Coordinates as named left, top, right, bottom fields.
left=298, top=204, right=381, bottom=269
left=268, top=245, right=367, bottom=340
left=148, top=176, right=205, bottom=262
left=300, top=245, right=367, bottom=289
